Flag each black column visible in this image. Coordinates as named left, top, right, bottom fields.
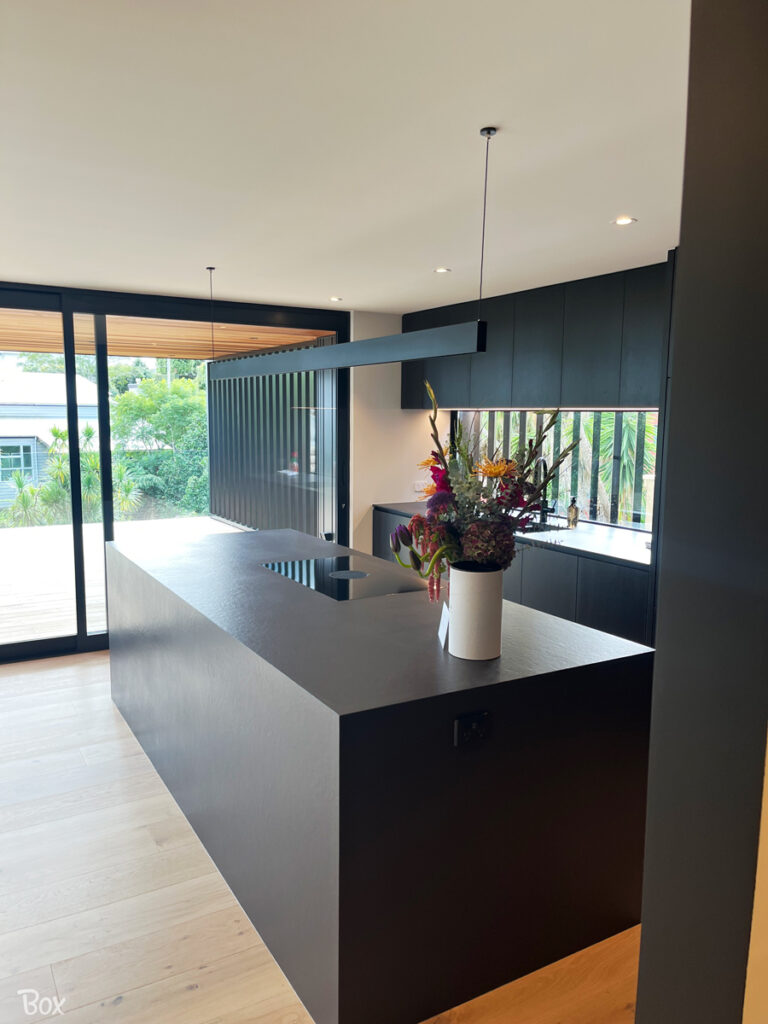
left=636, top=3, right=768, bottom=1022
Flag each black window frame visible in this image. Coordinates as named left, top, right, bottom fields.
left=0, top=279, right=350, bottom=663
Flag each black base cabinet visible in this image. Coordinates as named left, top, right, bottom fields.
left=372, top=508, right=406, bottom=564
left=520, top=546, right=579, bottom=621
left=372, top=508, right=653, bottom=644
left=575, top=558, right=651, bottom=645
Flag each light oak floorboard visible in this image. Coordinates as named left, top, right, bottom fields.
left=0, top=964, right=61, bottom=1024
left=0, top=814, right=195, bottom=898
left=0, top=652, right=639, bottom=1024
left=0, top=771, right=167, bottom=834
left=0, top=793, right=180, bottom=865
left=0, top=745, right=87, bottom=784
left=49, top=948, right=302, bottom=1024
left=53, top=906, right=262, bottom=1010
left=0, top=719, right=132, bottom=764
left=80, top=736, right=143, bottom=765
left=0, top=873, right=234, bottom=980
left=0, top=680, right=109, bottom=715
left=0, top=753, right=154, bottom=809
left=0, top=843, right=216, bottom=934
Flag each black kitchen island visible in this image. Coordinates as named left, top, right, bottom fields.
left=106, top=528, right=653, bottom=1024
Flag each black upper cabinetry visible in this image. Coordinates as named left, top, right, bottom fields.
left=512, top=284, right=565, bottom=408
left=561, top=272, right=624, bottom=408
left=468, top=293, right=514, bottom=408
left=401, top=256, right=672, bottom=410
left=401, top=300, right=475, bottom=409
left=619, top=261, right=671, bottom=408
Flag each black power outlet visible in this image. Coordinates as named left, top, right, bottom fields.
left=453, top=711, right=492, bottom=748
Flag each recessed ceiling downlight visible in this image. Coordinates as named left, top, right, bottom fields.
left=613, top=215, right=637, bottom=226
left=433, top=266, right=452, bottom=274
left=329, top=296, right=343, bottom=302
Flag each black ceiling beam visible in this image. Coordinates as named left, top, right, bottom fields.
left=209, top=321, right=486, bottom=380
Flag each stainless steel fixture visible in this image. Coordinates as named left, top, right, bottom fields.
left=533, top=456, right=556, bottom=526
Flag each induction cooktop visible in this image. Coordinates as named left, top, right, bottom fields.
left=259, top=554, right=425, bottom=601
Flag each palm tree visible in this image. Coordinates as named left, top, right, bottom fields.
left=112, top=461, right=142, bottom=518
left=7, top=471, right=42, bottom=526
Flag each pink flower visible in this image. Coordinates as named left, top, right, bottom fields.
left=429, top=465, right=452, bottom=494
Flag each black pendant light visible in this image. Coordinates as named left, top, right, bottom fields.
left=208, top=128, right=498, bottom=377
left=206, top=266, right=216, bottom=360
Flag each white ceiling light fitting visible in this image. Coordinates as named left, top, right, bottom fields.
left=613, top=215, right=637, bottom=226
left=330, top=296, right=343, bottom=303
left=433, top=266, right=452, bottom=274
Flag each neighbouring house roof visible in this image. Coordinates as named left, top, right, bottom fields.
left=0, top=371, right=99, bottom=447
left=0, top=370, right=98, bottom=406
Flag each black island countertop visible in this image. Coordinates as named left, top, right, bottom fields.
left=108, top=527, right=650, bottom=717
left=107, top=528, right=653, bottom=1024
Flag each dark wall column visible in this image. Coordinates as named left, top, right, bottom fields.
left=636, top=3, right=768, bottom=1022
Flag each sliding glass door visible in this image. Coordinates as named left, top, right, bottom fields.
left=0, top=287, right=349, bottom=662
left=0, top=307, right=78, bottom=649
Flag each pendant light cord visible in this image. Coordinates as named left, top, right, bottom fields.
left=206, top=266, right=216, bottom=360
left=477, top=127, right=496, bottom=322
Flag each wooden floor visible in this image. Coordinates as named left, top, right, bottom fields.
left=0, top=652, right=640, bottom=1023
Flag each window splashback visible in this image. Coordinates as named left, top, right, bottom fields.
left=455, top=409, right=658, bottom=531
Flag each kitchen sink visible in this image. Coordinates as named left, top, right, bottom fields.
left=520, top=522, right=568, bottom=533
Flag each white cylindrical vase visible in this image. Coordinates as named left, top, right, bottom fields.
left=448, top=563, right=503, bottom=661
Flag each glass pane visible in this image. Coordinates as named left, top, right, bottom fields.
left=0, top=308, right=77, bottom=644
left=454, top=406, right=658, bottom=531
left=73, top=315, right=106, bottom=635
left=105, top=317, right=236, bottom=550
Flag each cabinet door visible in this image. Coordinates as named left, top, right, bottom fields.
left=421, top=354, right=472, bottom=409
left=503, top=546, right=523, bottom=603
left=403, top=302, right=475, bottom=409
left=520, top=545, right=578, bottom=620
left=561, top=273, right=624, bottom=408
left=575, top=558, right=651, bottom=644
left=372, top=510, right=410, bottom=562
left=620, top=262, right=670, bottom=408
left=512, top=285, right=564, bottom=408
left=470, top=293, right=514, bottom=408
left=401, top=359, right=426, bottom=410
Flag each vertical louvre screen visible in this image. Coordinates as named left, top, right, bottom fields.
left=209, top=368, right=337, bottom=539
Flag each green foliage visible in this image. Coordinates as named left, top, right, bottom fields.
left=111, top=375, right=208, bottom=519
left=0, top=427, right=141, bottom=527
left=108, top=359, right=152, bottom=396
left=18, top=352, right=97, bottom=381
left=111, top=377, right=206, bottom=451
left=156, top=359, right=200, bottom=382
left=2, top=356, right=209, bottom=528
left=582, top=412, right=657, bottom=523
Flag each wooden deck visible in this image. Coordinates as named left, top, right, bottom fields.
left=0, top=517, right=238, bottom=647
left=0, top=651, right=641, bottom=1023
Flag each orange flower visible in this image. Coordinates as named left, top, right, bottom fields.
left=473, top=457, right=517, bottom=478
left=418, top=455, right=439, bottom=469
left=418, top=482, right=438, bottom=499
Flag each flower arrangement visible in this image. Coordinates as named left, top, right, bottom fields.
left=390, top=382, right=579, bottom=593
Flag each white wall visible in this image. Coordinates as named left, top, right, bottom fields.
left=349, top=311, right=449, bottom=553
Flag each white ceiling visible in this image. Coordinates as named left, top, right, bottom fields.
left=0, top=1, right=691, bottom=316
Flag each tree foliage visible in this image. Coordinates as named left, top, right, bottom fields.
left=2, top=355, right=210, bottom=527
left=18, top=352, right=97, bottom=381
